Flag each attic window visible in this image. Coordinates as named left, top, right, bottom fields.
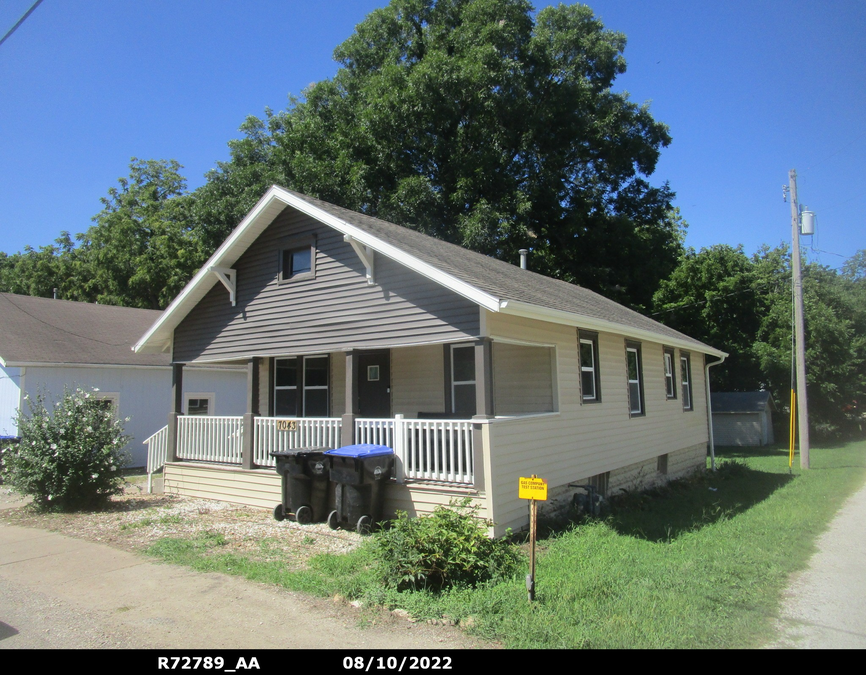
left=279, top=237, right=316, bottom=283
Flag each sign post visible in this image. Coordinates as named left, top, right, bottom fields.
left=519, top=475, right=547, bottom=602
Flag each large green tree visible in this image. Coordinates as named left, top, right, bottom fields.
left=654, top=244, right=866, bottom=439
left=200, top=0, right=681, bottom=309
left=74, top=158, right=199, bottom=309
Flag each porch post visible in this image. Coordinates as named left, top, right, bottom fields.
left=242, top=357, right=260, bottom=470
left=166, top=363, right=183, bottom=463
left=342, top=349, right=359, bottom=447
left=474, top=337, right=494, bottom=417
left=472, top=338, right=493, bottom=491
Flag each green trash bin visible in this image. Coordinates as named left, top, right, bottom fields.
left=270, top=447, right=331, bottom=524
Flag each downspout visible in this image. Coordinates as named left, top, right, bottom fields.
left=705, top=355, right=726, bottom=471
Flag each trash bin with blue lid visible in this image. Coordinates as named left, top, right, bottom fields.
left=324, top=444, right=394, bottom=534
left=269, top=447, right=331, bottom=524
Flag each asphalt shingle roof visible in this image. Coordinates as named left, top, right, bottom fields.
left=286, top=190, right=717, bottom=352
left=0, top=293, right=168, bottom=367
left=711, top=391, right=776, bottom=413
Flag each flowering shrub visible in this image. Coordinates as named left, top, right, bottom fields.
left=1, top=387, right=131, bottom=511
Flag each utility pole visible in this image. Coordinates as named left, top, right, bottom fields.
left=788, top=169, right=810, bottom=469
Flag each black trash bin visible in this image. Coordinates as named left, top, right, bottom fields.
left=324, top=444, right=394, bottom=534
left=270, top=447, right=331, bottom=524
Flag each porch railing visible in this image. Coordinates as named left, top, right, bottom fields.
left=357, top=417, right=474, bottom=485
left=143, top=424, right=168, bottom=493
left=254, top=416, right=342, bottom=467
left=177, top=415, right=243, bottom=465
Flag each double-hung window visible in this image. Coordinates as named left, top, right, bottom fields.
left=625, top=341, right=645, bottom=417
left=274, top=355, right=329, bottom=417
left=579, top=330, right=601, bottom=403
left=681, top=353, right=693, bottom=411
left=663, top=347, right=677, bottom=399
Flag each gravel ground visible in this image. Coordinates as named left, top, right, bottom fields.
left=0, top=481, right=363, bottom=568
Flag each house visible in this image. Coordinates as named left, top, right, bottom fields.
left=711, top=391, right=776, bottom=447
left=134, top=187, right=727, bottom=535
left=0, top=293, right=247, bottom=467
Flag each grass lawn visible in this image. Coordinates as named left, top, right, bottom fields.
left=146, top=440, right=866, bottom=649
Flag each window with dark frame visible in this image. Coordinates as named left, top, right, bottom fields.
left=625, top=341, right=645, bottom=417
left=664, top=347, right=677, bottom=399
left=279, top=237, right=316, bottom=283
left=274, top=355, right=329, bottom=417
left=451, top=344, right=476, bottom=416
left=681, top=353, right=693, bottom=411
left=579, top=330, right=601, bottom=403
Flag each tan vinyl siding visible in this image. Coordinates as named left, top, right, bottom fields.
left=483, top=311, right=710, bottom=535
left=493, top=342, right=555, bottom=414
left=391, top=344, right=445, bottom=417
left=173, top=209, right=479, bottom=363
left=331, top=351, right=346, bottom=417
left=163, top=462, right=481, bottom=520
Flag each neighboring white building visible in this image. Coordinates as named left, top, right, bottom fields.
left=711, top=391, right=777, bottom=447
left=0, top=293, right=246, bottom=467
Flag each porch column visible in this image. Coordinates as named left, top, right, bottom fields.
left=242, top=357, right=260, bottom=470
left=474, top=337, right=494, bottom=417
left=342, top=349, right=359, bottom=447
left=166, top=363, right=183, bottom=463
left=472, top=338, right=493, bottom=492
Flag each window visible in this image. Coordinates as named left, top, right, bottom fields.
left=185, top=393, right=214, bottom=416
left=274, top=355, right=329, bottom=417
left=681, top=353, right=693, bottom=411
left=451, top=344, right=476, bottom=415
left=279, top=237, right=316, bottom=283
left=663, top=348, right=677, bottom=399
left=579, top=331, right=601, bottom=402
left=625, top=341, right=644, bottom=417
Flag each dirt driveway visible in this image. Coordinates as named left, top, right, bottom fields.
left=0, top=484, right=496, bottom=651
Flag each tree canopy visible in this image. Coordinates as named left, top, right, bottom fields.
left=197, top=0, right=681, bottom=309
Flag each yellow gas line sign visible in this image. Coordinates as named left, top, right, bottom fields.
left=519, top=475, right=548, bottom=501
left=519, top=474, right=547, bottom=602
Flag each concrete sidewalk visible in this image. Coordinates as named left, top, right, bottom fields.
left=770, top=477, right=866, bottom=648
left=0, top=491, right=486, bottom=650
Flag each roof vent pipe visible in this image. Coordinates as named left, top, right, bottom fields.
left=519, top=249, right=528, bottom=270
left=53, top=288, right=57, bottom=299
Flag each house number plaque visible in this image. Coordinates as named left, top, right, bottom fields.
left=276, top=420, right=298, bottom=431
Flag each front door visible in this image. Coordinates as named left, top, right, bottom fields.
left=358, top=350, right=391, bottom=418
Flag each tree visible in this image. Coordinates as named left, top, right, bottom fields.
left=652, top=245, right=762, bottom=392
left=200, top=0, right=681, bottom=310
left=75, top=158, right=199, bottom=309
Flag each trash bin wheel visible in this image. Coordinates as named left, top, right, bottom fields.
left=295, top=505, right=313, bottom=524
left=273, top=504, right=286, bottom=522
left=327, top=510, right=340, bottom=530
left=356, top=515, right=372, bottom=535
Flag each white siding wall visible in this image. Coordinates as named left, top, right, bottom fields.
left=0, top=365, right=22, bottom=436
left=483, top=312, right=710, bottom=535
left=18, top=366, right=246, bottom=467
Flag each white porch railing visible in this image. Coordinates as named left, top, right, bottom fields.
left=355, top=417, right=395, bottom=448
left=254, top=417, right=342, bottom=467
left=357, top=417, right=474, bottom=485
left=143, top=425, right=169, bottom=493
left=177, top=415, right=243, bottom=464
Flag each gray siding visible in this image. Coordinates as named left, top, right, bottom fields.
left=173, top=208, right=480, bottom=363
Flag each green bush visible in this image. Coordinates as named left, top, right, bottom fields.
left=1, top=387, right=131, bottom=511
left=372, top=498, right=523, bottom=592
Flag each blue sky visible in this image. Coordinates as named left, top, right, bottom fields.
left=1, top=1, right=863, bottom=272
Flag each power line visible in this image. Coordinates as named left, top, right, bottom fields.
left=0, top=0, right=45, bottom=49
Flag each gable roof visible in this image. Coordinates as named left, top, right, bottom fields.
left=135, top=186, right=726, bottom=358
left=711, top=391, right=777, bottom=414
left=0, top=293, right=168, bottom=368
